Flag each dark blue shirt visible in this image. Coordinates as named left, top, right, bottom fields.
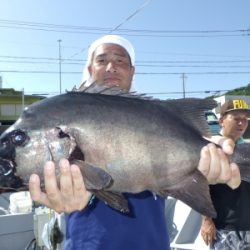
left=64, top=191, right=170, bottom=250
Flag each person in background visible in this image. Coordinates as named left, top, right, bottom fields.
left=201, top=99, right=250, bottom=250
left=29, top=35, right=241, bottom=250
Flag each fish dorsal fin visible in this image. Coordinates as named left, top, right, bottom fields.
left=73, top=81, right=154, bottom=100
left=158, top=98, right=217, bottom=138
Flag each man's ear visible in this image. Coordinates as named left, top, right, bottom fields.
left=131, top=66, right=135, bottom=76
left=219, top=116, right=224, bottom=126
left=88, top=65, right=92, bottom=76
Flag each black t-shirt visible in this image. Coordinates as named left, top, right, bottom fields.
left=210, top=181, right=250, bottom=230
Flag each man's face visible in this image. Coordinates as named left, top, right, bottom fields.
left=220, top=111, right=249, bottom=141
left=88, top=44, right=135, bottom=91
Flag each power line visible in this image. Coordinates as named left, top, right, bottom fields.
left=0, top=19, right=248, bottom=37
left=2, top=59, right=250, bottom=69
left=69, top=0, right=152, bottom=59
left=137, top=71, right=250, bottom=75
left=138, top=65, right=250, bottom=69
left=137, top=59, right=250, bottom=63
left=1, top=70, right=250, bottom=75
left=109, top=0, right=152, bottom=33
left=0, top=19, right=247, bottom=34
left=0, top=55, right=85, bottom=62
left=1, top=55, right=250, bottom=65
left=1, top=55, right=250, bottom=62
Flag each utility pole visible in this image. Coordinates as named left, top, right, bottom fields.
left=58, top=39, right=62, bottom=94
left=22, top=88, right=25, bottom=111
left=181, top=73, right=187, bottom=98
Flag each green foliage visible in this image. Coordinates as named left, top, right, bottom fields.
left=225, top=83, right=250, bottom=95
left=206, top=83, right=250, bottom=99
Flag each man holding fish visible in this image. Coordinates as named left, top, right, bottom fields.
left=28, top=35, right=241, bottom=250
left=201, top=99, right=250, bottom=250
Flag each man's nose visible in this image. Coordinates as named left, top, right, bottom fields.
left=106, top=61, right=117, bottom=72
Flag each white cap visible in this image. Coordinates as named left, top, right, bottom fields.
left=81, top=35, right=135, bottom=87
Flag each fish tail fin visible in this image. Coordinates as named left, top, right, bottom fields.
left=158, top=98, right=217, bottom=138
left=231, top=143, right=250, bottom=182
left=158, top=169, right=216, bottom=218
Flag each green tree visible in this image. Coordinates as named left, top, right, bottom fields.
left=225, top=83, right=250, bottom=95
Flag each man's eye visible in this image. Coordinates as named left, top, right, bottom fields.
left=10, top=130, right=29, bottom=146
left=96, top=59, right=106, bottom=64
left=116, top=58, right=130, bottom=65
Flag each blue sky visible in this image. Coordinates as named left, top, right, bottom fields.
left=0, top=0, right=250, bottom=99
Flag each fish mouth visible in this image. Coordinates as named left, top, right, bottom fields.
left=0, top=158, right=24, bottom=192
left=0, top=129, right=27, bottom=192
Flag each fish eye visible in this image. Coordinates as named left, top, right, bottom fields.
left=10, top=130, right=29, bottom=146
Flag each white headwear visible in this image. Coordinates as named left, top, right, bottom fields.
left=81, top=35, right=135, bottom=87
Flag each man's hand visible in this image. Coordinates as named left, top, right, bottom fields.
left=198, top=136, right=241, bottom=189
left=29, top=159, right=92, bottom=213
left=201, top=216, right=216, bottom=245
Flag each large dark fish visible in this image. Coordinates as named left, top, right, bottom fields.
left=0, top=84, right=249, bottom=218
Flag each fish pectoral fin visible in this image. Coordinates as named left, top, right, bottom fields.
left=71, top=160, right=129, bottom=213
left=158, top=169, right=216, bottom=218
left=92, top=190, right=129, bottom=213
left=71, top=160, right=113, bottom=190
